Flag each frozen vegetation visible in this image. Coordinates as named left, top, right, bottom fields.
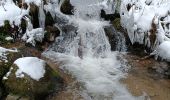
left=0, top=47, right=17, bottom=62
left=121, top=0, right=170, bottom=61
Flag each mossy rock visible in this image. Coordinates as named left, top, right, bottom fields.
left=112, top=18, right=121, bottom=31
left=6, top=94, right=29, bottom=100
left=3, top=20, right=11, bottom=34
left=0, top=51, right=19, bottom=80
left=0, top=62, right=12, bottom=80
left=0, top=87, right=2, bottom=98
left=3, top=62, right=63, bottom=100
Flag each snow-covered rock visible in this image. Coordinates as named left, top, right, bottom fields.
left=0, top=0, right=29, bottom=26
left=3, top=57, right=63, bottom=99
left=14, top=57, right=46, bottom=81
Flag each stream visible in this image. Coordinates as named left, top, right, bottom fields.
left=43, top=0, right=146, bottom=100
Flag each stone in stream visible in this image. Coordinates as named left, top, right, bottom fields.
left=60, top=0, right=73, bottom=15
left=2, top=57, right=63, bottom=100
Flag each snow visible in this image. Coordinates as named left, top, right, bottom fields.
left=14, top=57, right=46, bottom=81
left=5, top=36, right=13, bottom=41
left=152, top=41, right=170, bottom=61
left=0, top=47, right=17, bottom=62
left=0, top=1, right=28, bottom=26
left=121, top=0, right=170, bottom=44
left=25, top=0, right=41, bottom=6
left=22, top=17, right=45, bottom=46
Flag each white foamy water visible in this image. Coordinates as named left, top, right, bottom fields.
left=43, top=0, right=146, bottom=99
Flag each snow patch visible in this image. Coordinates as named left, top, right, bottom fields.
left=152, top=41, right=170, bottom=61
left=0, top=47, right=17, bottom=62
left=5, top=36, right=13, bottom=41
left=14, top=57, right=46, bottom=81
left=25, top=0, right=41, bottom=6
left=22, top=17, right=45, bottom=46
left=0, top=1, right=28, bottom=26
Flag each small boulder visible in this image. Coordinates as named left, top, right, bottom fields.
left=44, top=26, right=60, bottom=42
left=3, top=57, right=63, bottom=99
left=60, top=0, right=73, bottom=15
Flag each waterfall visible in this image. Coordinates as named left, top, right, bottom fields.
left=115, top=31, right=127, bottom=52
left=43, top=0, right=145, bottom=100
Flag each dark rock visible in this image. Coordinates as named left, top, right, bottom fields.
left=44, top=26, right=60, bottom=43
left=60, top=0, right=73, bottom=15
left=45, top=12, right=55, bottom=27
left=29, top=3, right=39, bottom=28
left=101, top=10, right=120, bottom=21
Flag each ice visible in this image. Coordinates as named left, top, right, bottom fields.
left=0, top=47, right=17, bottom=62
left=39, top=1, right=45, bottom=29
left=120, top=0, right=170, bottom=53
left=152, top=41, right=170, bottom=61
left=22, top=17, right=44, bottom=46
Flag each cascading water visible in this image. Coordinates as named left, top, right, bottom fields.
left=43, top=0, right=146, bottom=99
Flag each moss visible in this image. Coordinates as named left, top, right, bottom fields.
left=112, top=18, right=121, bottom=31
left=3, top=63, right=63, bottom=100
left=3, top=20, right=11, bottom=34
left=0, top=62, right=12, bottom=80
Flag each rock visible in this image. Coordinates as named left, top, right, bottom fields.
left=6, top=94, right=29, bottom=100
left=0, top=62, right=12, bottom=80
left=45, top=12, right=55, bottom=27
left=44, top=26, right=60, bottom=42
left=101, top=10, right=120, bottom=21
left=0, top=87, right=2, bottom=98
left=60, top=0, right=73, bottom=15
left=3, top=60, right=63, bottom=99
left=29, top=3, right=39, bottom=28
left=112, top=18, right=121, bottom=31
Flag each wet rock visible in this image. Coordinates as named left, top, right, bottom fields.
left=44, top=26, right=60, bottom=42
left=3, top=62, right=63, bottom=100
left=60, top=0, right=73, bottom=15
left=112, top=18, right=121, bottom=31
left=101, top=10, right=120, bottom=21
left=0, top=62, right=12, bottom=80
left=123, top=53, right=170, bottom=100
left=6, top=94, right=29, bottom=100
left=0, top=87, right=2, bottom=98
left=29, top=3, right=39, bottom=28
left=45, top=12, right=55, bottom=27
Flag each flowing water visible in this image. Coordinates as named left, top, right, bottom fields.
left=43, top=0, right=145, bottom=100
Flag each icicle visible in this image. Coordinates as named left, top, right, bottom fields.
left=39, top=0, right=45, bottom=29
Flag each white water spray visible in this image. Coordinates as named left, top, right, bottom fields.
left=43, top=0, right=146, bottom=99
